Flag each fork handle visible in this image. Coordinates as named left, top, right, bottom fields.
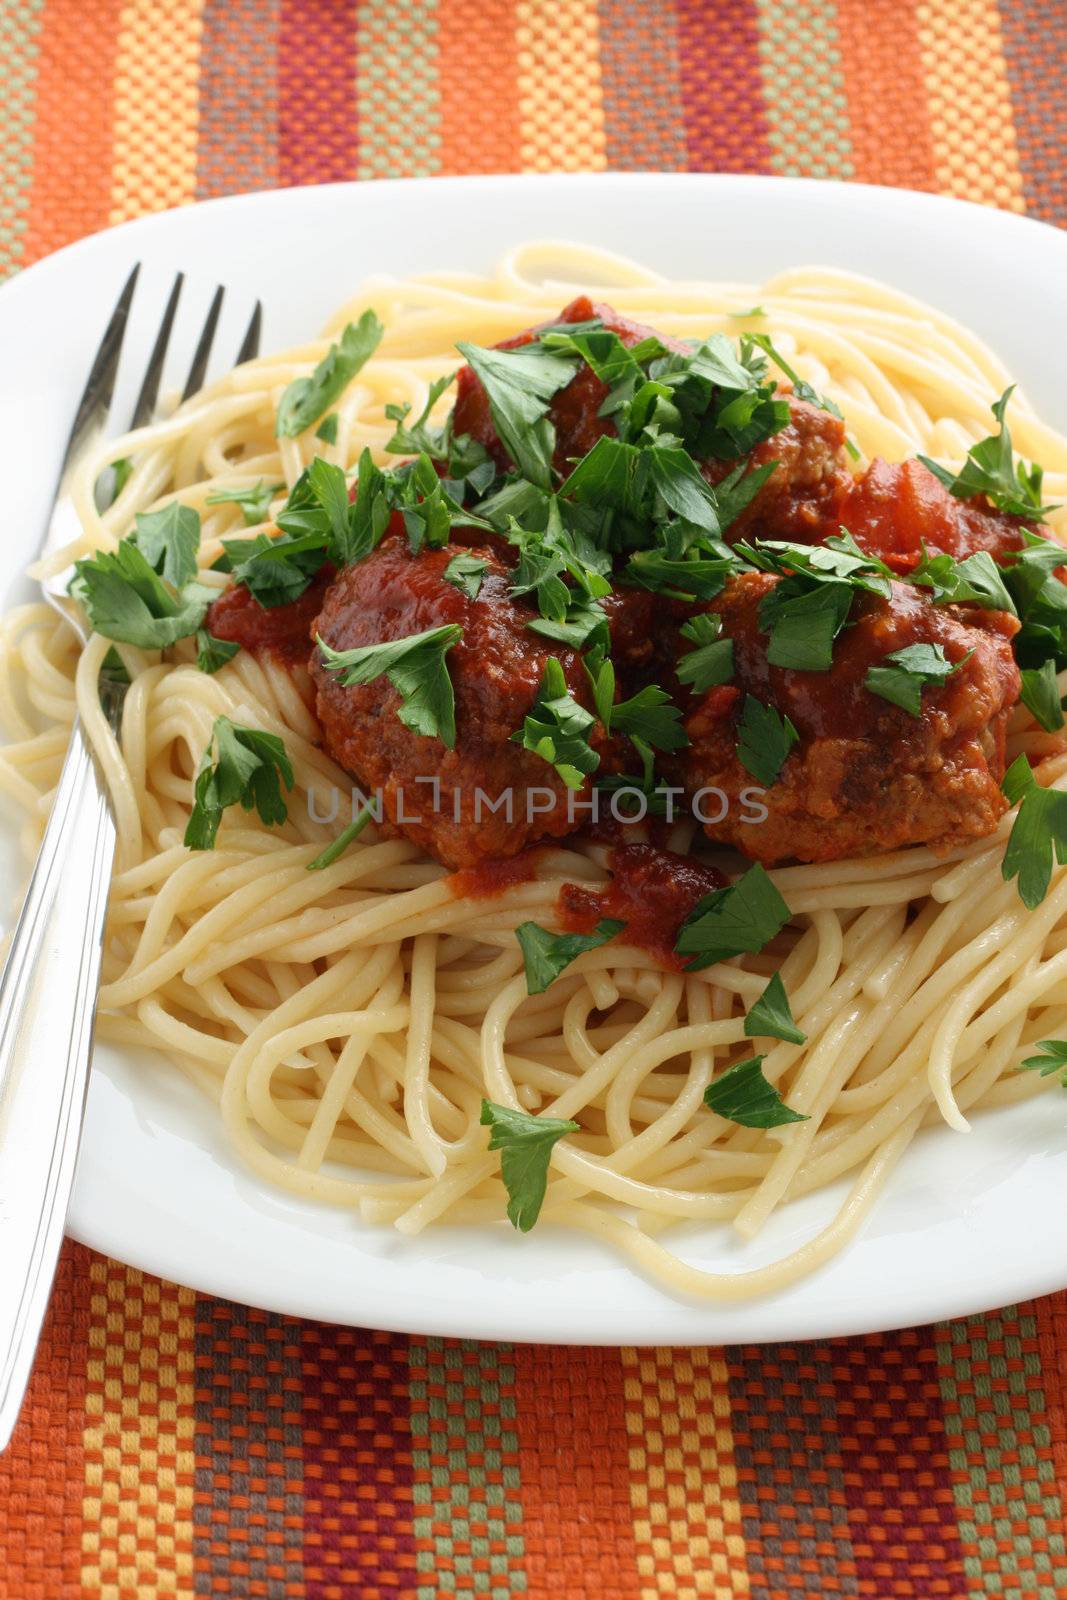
left=0, top=718, right=115, bottom=1450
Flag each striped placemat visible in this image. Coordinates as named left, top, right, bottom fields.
left=0, top=3, right=1065, bottom=1595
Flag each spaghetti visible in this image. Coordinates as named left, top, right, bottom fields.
left=2, top=242, right=1067, bottom=1301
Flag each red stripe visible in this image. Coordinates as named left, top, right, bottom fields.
left=830, top=1327, right=966, bottom=1598
left=278, top=0, right=359, bottom=185
left=674, top=0, right=773, bottom=174
left=513, top=1345, right=641, bottom=1600
left=301, top=1324, right=415, bottom=1600
left=1035, top=1293, right=1067, bottom=1499
left=0, top=1243, right=92, bottom=1600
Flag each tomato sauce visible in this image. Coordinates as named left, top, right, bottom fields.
left=451, top=849, right=543, bottom=900
left=205, top=565, right=336, bottom=665
left=558, top=842, right=725, bottom=969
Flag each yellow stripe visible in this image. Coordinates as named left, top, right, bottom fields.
left=81, top=1258, right=197, bottom=1598
left=515, top=0, right=607, bottom=173
left=914, top=0, right=1024, bottom=211
left=109, top=0, right=205, bottom=224
left=621, top=1345, right=750, bottom=1600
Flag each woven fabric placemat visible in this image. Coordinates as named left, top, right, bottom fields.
left=0, top=3, right=1064, bottom=1595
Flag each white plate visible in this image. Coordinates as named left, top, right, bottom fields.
left=2, top=175, right=1066, bottom=1343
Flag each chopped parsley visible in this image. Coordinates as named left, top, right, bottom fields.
left=315, top=413, right=339, bottom=445
left=736, top=696, right=798, bottom=786
left=675, top=862, right=791, bottom=971
left=911, top=546, right=1015, bottom=611
left=608, top=684, right=688, bottom=752
left=744, top=972, right=806, bottom=1044
left=1019, top=1039, right=1067, bottom=1087
left=384, top=372, right=456, bottom=459
left=442, top=552, right=489, bottom=600
left=704, top=1056, right=809, bottom=1129
left=276, top=310, right=384, bottom=437
left=195, top=629, right=240, bottom=674
left=71, top=535, right=213, bottom=651
left=1019, top=659, right=1065, bottom=733
left=222, top=529, right=328, bottom=609
left=1001, top=754, right=1067, bottom=909
left=917, top=388, right=1054, bottom=520
left=676, top=613, right=735, bottom=692
left=748, top=332, right=858, bottom=458
left=511, top=657, right=600, bottom=789
left=480, top=1100, right=580, bottom=1232
left=456, top=341, right=579, bottom=488
left=205, top=480, right=283, bottom=528
left=864, top=642, right=969, bottom=717
left=184, top=718, right=294, bottom=850
left=316, top=623, right=463, bottom=748
left=131, top=503, right=201, bottom=588
left=515, top=917, right=625, bottom=994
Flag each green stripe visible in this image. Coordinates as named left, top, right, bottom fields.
left=753, top=0, right=854, bottom=180
left=409, top=1337, right=526, bottom=1599
left=937, top=1308, right=1067, bottom=1599
left=357, top=0, right=442, bottom=180
left=0, top=0, right=44, bottom=280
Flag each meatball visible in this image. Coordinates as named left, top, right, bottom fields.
left=205, top=564, right=335, bottom=664
left=840, top=457, right=1034, bottom=568
left=310, top=537, right=609, bottom=869
left=703, top=397, right=851, bottom=542
left=676, top=572, right=1020, bottom=863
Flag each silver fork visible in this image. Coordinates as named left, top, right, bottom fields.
left=0, top=269, right=262, bottom=1451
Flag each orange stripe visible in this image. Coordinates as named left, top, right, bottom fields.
left=515, top=0, right=606, bottom=173
left=0, top=1243, right=92, bottom=1600
left=80, top=1259, right=196, bottom=1597
left=621, top=1346, right=750, bottom=1600
left=438, top=0, right=521, bottom=175
left=914, top=0, right=1024, bottom=210
left=21, top=0, right=122, bottom=266
left=834, top=0, right=937, bottom=190
left=109, top=0, right=205, bottom=224
left=513, top=1344, right=642, bottom=1600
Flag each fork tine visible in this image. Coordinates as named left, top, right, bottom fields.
left=60, top=264, right=140, bottom=479
left=127, top=272, right=184, bottom=431
left=180, top=284, right=225, bottom=402
left=235, top=300, right=263, bottom=366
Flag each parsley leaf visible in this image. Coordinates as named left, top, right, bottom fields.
left=132, top=502, right=201, bottom=588
left=1019, top=1039, right=1067, bottom=1087
left=480, top=1100, right=580, bottom=1232
left=865, top=642, right=969, bottom=717
left=744, top=972, right=806, bottom=1044
left=1001, top=754, right=1067, bottom=909
left=911, top=546, right=1015, bottom=611
left=675, top=862, right=791, bottom=971
left=316, top=623, right=463, bottom=748
left=917, top=388, right=1054, bottom=520
left=761, top=581, right=854, bottom=671
left=736, top=695, right=799, bottom=786
left=626, top=550, right=735, bottom=600
left=384, top=372, right=456, bottom=459
left=511, top=657, right=600, bottom=789
left=456, top=341, right=579, bottom=489
left=184, top=717, right=294, bottom=850
left=276, top=310, right=384, bottom=437
left=515, top=917, right=625, bottom=994
left=222, top=529, right=328, bottom=608
left=70, top=541, right=213, bottom=650
left=195, top=629, right=240, bottom=674
left=609, top=684, right=688, bottom=752
left=704, top=1056, right=808, bottom=1129
left=1020, top=659, right=1065, bottom=733
left=315, top=413, right=339, bottom=445
left=443, top=552, right=489, bottom=600
left=205, top=480, right=283, bottom=528
left=110, top=456, right=133, bottom=498
left=747, top=332, right=856, bottom=455
left=677, top=613, right=735, bottom=692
